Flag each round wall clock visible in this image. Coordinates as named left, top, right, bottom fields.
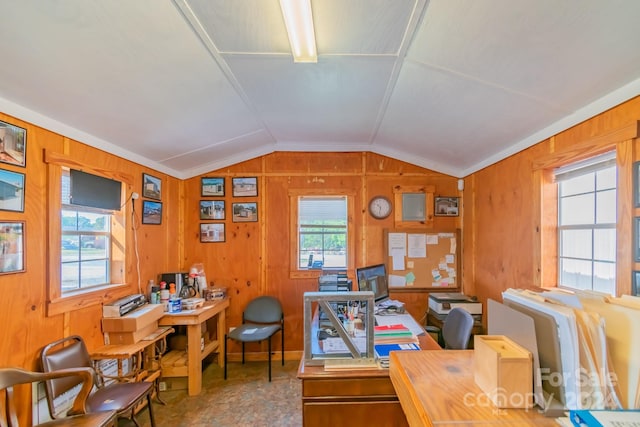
left=368, top=196, right=392, bottom=219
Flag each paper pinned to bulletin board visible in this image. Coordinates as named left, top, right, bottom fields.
left=384, top=229, right=460, bottom=290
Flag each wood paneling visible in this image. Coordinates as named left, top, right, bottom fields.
left=465, top=95, right=640, bottom=314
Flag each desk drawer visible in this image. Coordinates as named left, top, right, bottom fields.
left=303, top=377, right=396, bottom=397
left=303, top=401, right=408, bottom=427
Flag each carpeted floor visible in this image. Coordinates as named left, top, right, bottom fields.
left=136, top=360, right=302, bottom=427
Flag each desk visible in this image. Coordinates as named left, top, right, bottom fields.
left=298, top=333, right=440, bottom=427
left=158, top=298, right=229, bottom=396
left=91, top=326, right=174, bottom=403
left=389, top=350, right=558, bottom=426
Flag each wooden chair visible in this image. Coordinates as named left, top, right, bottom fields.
left=40, top=335, right=155, bottom=427
left=0, top=366, right=116, bottom=426
left=224, top=296, right=284, bottom=382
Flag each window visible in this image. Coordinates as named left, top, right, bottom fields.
left=556, top=152, right=617, bottom=293
left=45, top=150, right=131, bottom=316
left=61, top=170, right=112, bottom=291
left=298, top=196, right=348, bottom=269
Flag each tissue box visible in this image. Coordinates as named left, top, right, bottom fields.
left=474, top=335, right=533, bottom=408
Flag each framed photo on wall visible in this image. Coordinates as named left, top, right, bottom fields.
left=634, top=161, right=640, bottom=208
left=232, top=177, right=257, bottom=197
left=0, top=168, right=25, bottom=212
left=0, top=120, right=27, bottom=167
left=434, top=197, right=459, bottom=217
left=200, top=223, right=225, bottom=242
left=232, top=202, right=258, bottom=222
left=142, top=200, right=162, bottom=225
left=142, top=173, right=162, bottom=200
left=633, top=271, right=640, bottom=296
left=0, top=221, right=25, bottom=274
left=200, top=200, right=225, bottom=220
left=635, top=217, right=640, bottom=262
left=201, top=177, right=225, bottom=197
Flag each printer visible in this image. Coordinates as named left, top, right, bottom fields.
left=428, top=292, right=482, bottom=315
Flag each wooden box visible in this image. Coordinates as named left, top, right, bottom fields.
left=473, top=335, right=533, bottom=408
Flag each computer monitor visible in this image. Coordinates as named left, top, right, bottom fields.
left=356, top=264, right=389, bottom=303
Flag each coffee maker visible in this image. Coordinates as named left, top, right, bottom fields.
left=159, top=272, right=188, bottom=297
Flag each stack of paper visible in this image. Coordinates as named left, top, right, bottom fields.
left=374, top=324, right=418, bottom=345
left=374, top=342, right=420, bottom=368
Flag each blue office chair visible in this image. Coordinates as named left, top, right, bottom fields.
left=224, top=296, right=284, bottom=382
left=441, top=307, right=474, bottom=349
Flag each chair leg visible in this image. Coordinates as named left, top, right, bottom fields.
left=268, top=336, right=272, bottom=382
left=224, top=334, right=228, bottom=380
left=281, top=329, right=284, bottom=366
left=241, top=342, right=245, bottom=364
left=147, top=393, right=156, bottom=427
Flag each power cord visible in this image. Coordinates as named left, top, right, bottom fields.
left=130, top=192, right=142, bottom=295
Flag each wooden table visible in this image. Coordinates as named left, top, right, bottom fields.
left=91, top=326, right=174, bottom=404
left=298, top=333, right=440, bottom=427
left=389, top=350, right=559, bottom=426
left=158, top=298, right=229, bottom=395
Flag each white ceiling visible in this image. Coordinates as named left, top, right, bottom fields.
left=1, top=1, right=640, bottom=179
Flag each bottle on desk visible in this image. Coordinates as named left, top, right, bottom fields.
left=160, top=281, right=169, bottom=311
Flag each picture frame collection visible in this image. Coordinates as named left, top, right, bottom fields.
left=141, top=173, right=163, bottom=224
left=199, top=176, right=258, bottom=243
left=0, top=119, right=27, bottom=275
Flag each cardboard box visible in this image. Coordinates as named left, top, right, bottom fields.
left=102, top=303, right=164, bottom=332
left=104, top=321, right=159, bottom=345
left=474, top=335, right=533, bottom=408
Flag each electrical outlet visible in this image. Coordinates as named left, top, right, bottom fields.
left=158, top=381, right=167, bottom=391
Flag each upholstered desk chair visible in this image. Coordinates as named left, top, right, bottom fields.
left=441, top=307, right=475, bottom=349
left=224, top=295, right=284, bottom=382
left=0, top=367, right=116, bottom=426
left=40, top=335, right=155, bottom=427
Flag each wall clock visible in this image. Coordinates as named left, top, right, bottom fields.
left=368, top=196, right=392, bottom=219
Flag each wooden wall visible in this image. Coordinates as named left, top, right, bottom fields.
left=0, top=112, right=182, bottom=371
left=463, top=96, right=640, bottom=310
left=183, top=153, right=461, bottom=359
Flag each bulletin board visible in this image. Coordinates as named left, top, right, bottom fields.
left=384, top=228, right=460, bottom=290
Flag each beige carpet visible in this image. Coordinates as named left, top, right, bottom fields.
left=137, top=360, right=302, bottom=427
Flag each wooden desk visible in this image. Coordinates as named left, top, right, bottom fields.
left=91, top=326, right=174, bottom=381
left=158, top=298, right=229, bottom=396
left=298, top=333, right=440, bottom=427
left=389, top=350, right=558, bottom=426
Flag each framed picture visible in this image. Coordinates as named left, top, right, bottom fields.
left=142, top=173, right=162, bottom=200
left=0, top=221, right=25, bottom=274
left=200, top=223, right=225, bottom=242
left=201, top=177, right=225, bottom=197
left=633, top=271, right=640, bottom=296
left=434, top=197, right=459, bottom=217
left=232, top=202, right=258, bottom=222
left=0, top=120, right=27, bottom=167
left=232, top=177, right=258, bottom=197
left=200, top=200, right=225, bottom=220
left=634, top=161, right=640, bottom=208
left=142, top=200, right=162, bottom=225
left=636, top=217, right=640, bottom=262
left=0, top=168, right=25, bottom=212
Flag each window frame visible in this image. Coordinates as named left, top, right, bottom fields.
left=556, top=155, right=617, bottom=292
left=45, top=150, right=133, bottom=316
left=533, top=123, right=637, bottom=296
left=289, top=189, right=355, bottom=279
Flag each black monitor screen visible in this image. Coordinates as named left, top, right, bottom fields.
left=356, top=264, right=388, bottom=303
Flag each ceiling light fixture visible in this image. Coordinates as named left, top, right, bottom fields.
left=279, top=0, right=317, bottom=63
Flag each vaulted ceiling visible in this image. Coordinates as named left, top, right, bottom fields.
left=1, top=1, right=640, bottom=179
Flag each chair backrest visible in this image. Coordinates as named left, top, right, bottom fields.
left=0, top=367, right=95, bottom=425
left=243, top=296, right=283, bottom=324
left=40, top=336, right=96, bottom=418
left=442, top=307, right=474, bottom=350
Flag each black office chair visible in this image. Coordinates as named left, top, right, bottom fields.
left=224, top=296, right=284, bottom=382
left=441, top=307, right=474, bottom=349
left=40, top=335, right=155, bottom=427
